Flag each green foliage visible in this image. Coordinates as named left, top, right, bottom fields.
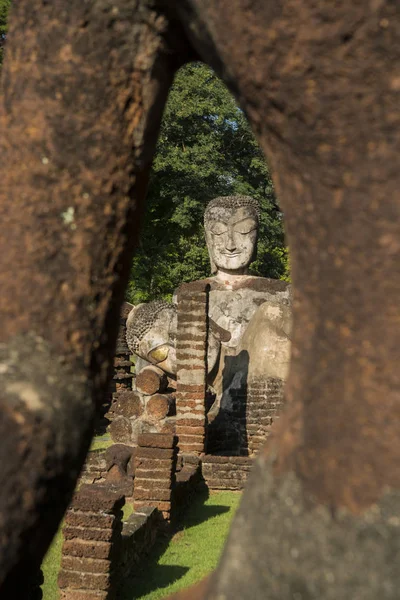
left=127, top=62, right=288, bottom=304
left=0, top=0, right=10, bottom=66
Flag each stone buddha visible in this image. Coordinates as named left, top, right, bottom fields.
left=203, top=195, right=290, bottom=350
left=200, top=196, right=292, bottom=452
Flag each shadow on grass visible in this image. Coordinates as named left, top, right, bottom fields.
left=119, top=488, right=232, bottom=600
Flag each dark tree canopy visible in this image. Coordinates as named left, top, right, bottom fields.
left=127, top=62, right=289, bottom=304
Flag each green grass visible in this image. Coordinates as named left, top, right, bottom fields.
left=41, top=490, right=241, bottom=600
left=120, top=490, right=241, bottom=600
left=42, top=528, right=63, bottom=600
left=90, top=432, right=112, bottom=452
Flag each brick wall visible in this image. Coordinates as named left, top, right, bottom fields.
left=175, top=282, right=209, bottom=457
left=201, top=455, right=253, bottom=490
left=246, top=378, right=284, bottom=455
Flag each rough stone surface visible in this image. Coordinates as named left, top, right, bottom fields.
left=212, top=455, right=400, bottom=599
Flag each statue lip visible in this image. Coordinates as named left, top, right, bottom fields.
left=221, top=252, right=242, bottom=256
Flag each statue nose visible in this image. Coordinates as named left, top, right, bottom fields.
left=225, top=231, right=237, bottom=252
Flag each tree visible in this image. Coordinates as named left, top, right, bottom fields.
left=127, top=62, right=289, bottom=304
left=0, top=0, right=10, bottom=67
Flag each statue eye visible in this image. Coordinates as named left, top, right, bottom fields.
left=148, top=345, right=170, bottom=363
left=233, top=219, right=257, bottom=234
left=210, top=222, right=228, bottom=235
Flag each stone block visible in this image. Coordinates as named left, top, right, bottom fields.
left=176, top=384, right=205, bottom=394
left=112, top=390, right=143, bottom=418
left=62, top=540, right=113, bottom=560
left=134, top=457, right=173, bottom=470
left=175, top=425, right=205, bottom=435
left=177, top=442, right=204, bottom=453
left=58, top=570, right=110, bottom=591
left=134, top=488, right=171, bottom=501
left=177, top=436, right=205, bottom=449
left=134, top=468, right=171, bottom=481
left=159, top=419, right=176, bottom=434
left=137, top=433, right=176, bottom=449
left=65, top=511, right=114, bottom=529
left=136, top=447, right=174, bottom=459
left=136, top=365, right=168, bottom=395
left=108, top=416, right=133, bottom=445
left=206, top=478, right=246, bottom=490
left=135, top=477, right=171, bottom=490
left=63, top=526, right=115, bottom=543
left=175, top=416, right=205, bottom=426
left=61, top=555, right=111, bottom=574
left=71, top=485, right=125, bottom=514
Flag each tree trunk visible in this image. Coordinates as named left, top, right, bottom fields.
left=0, top=0, right=191, bottom=592
left=173, top=1, right=400, bottom=597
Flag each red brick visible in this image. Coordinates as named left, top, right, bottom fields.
left=178, top=443, right=204, bottom=453
left=65, top=511, right=114, bottom=529
left=136, top=447, right=174, bottom=460
left=135, top=477, right=171, bottom=489
left=71, top=486, right=124, bottom=514
left=134, top=457, right=172, bottom=470
left=176, top=434, right=204, bottom=444
left=137, top=433, right=176, bottom=449
left=176, top=384, right=205, bottom=393
left=176, top=334, right=207, bottom=343
left=175, top=400, right=205, bottom=411
left=134, top=488, right=171, bottom=501
left=61, top=555, right=111, bottom=574
left=174, top=425, right=204, bottom=435
left=63, top=526, right=115, bottom=543
left=176, top=391, right=205, bottom=401
left=62, top=540, right=112, bottom=560
left=58, top=570, right=110, bottom=591
left=134, top=468, right=171, bottom=481
left=175, top=417, right=205, bottom=427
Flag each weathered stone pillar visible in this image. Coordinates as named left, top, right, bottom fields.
left=175, top=282, right=209, bottom=458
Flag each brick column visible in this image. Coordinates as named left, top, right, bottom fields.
left=58, top=485, right=124, bottom=600
left=246, top=378, right=284, bottom=455
left=175, top=282, right=209, bottom=458
left=106, top=302, right=134, bottom=432
left=133, top=433, right=177, bottom=520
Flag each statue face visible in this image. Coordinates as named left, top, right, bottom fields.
left=205, top=206, right=258, bottom=274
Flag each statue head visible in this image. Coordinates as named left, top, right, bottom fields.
left=204, top=195, right=260, bottom=277
left=126, top=300, right=177, bottom=377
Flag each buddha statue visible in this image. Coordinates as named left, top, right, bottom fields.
left=202, top=196, right=290, bottom=350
